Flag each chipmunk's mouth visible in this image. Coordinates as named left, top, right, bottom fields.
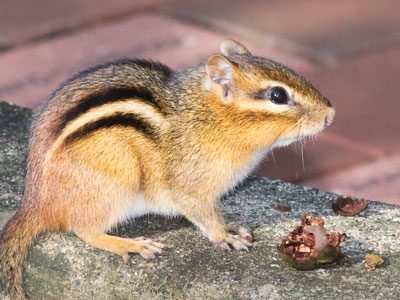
left=323, top=106, right=336, bottom=127
left=272, top=108, right=334, bottom=149
left=325, top=115, right=333, bottom=127
left=300, top=107, right=335, bottom=138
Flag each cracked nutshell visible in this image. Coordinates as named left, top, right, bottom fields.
left=277, top=214, right=347, bottom=270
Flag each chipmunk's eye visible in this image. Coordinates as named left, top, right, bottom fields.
left=268, top=86, right=289, bottom=104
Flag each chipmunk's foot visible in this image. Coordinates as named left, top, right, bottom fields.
left=226, top=222, right=253, bottom=240
left=77, top=232, right=164, bottom=262
left=214, top=232, right=253, bottom=251
left=209, top=222, right=253, bottom=251
left=124, top=237, right=165, bottom=262
left=212, top=223, right=253, bottom=251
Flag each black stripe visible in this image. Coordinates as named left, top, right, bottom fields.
left=49, top=59, right=171, bottom=101
left=72, top=59, right=172, bottom=80
left=251, top=89, right=268, bottom=100
left=63, top=113, right=158, bottom=145
left=55, top=87, right=161, bottom=135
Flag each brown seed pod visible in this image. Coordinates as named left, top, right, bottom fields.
left=332, top=197, right=369, bottom=216
left=277, top=214, right=346, bottom=270
left=273, top=203, right=292, bottom=212
left=301, top=214, right=325, bottom=227
left=365, top=254, right=384, bottom=270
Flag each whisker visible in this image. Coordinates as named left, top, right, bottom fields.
left=312, top=134, right=318, bottom=144
left=269, top=149, right=276, bottom=164
left=296, top=123, right=306, bottom=173
left=301, top=143, right=305, bottom=172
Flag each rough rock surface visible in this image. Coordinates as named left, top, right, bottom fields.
left=0, top=100, right=399, bottom=299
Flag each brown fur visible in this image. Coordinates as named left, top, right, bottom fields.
left=0, top=40, right=335, bottom=299
left=0, top=207, right=43, bottom=300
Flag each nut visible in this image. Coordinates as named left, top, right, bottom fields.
left=332, top=197, right=368, bottom=216
left=273, top=203, right=291, bottom=212
left=365, top=254, right=384, bottom=270
left=277, top=214, right=346, bottom=270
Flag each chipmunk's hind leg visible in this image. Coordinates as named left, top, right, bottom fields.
left=76, top=232, right=164, bottom=262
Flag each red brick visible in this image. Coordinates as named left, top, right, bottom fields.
left=0, top=0, right=169, bottom=47
left=306, top=46, right=400, bottom=153
left=162, top=0, right=400, bottom=62
left=0, top=14, right=311, bottom=108
left=301, top=153, right=400, bottom=205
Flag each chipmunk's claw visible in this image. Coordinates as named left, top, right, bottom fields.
left=214, top=232, right=252, bottom=251
left=120, top=237, right=165, bottom=262
left=226, top=222, right=252, bottom=239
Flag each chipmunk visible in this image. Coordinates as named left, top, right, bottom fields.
left=0, top=39, right=334, bottom=300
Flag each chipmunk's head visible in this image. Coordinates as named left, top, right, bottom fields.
left=205, top=39, right=335, bottom=149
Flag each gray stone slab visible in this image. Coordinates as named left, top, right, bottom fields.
left=0, top=101, right=399, bottom=299
left=0, top=101, right=31, bottom=211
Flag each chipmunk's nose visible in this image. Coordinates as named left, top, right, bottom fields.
left=324, top=107, right=335, bottom=127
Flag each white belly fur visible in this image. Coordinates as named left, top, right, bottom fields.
left=128, top=191, right=179, bottom=219
left=105, top=190, right=179, bottom=230
left=224, top=146, right=271, bottom=196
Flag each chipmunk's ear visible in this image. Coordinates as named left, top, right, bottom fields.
left=220, top=39, right=251, bottom=56
left=206, top=55, right=235, bottom=86
left=206, top=55, right=238, bottom=101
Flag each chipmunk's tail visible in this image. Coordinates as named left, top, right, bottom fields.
left=0, top=205, right=44, bottom=300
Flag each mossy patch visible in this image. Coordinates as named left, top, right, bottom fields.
left=23, top=249, right=71, bottom=300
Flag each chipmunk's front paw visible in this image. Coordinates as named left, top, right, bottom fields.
left=226, top=222, right=252, bottom=240
left=214, top=232, right=253, bottom=251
